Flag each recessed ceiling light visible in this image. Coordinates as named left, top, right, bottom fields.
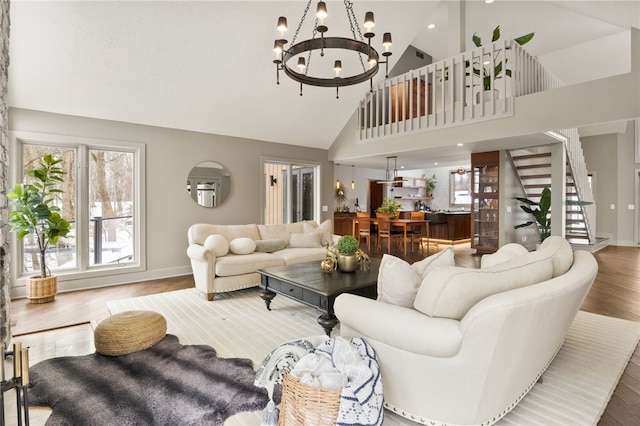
left=427, top=24, right=436, bottom=30
left=457, top=143, right=464, bottom=146
left=434, top=162, right=439, bottom=166
left=485, top=0, right=495, bottom=4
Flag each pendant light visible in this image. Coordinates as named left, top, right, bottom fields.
left=335, top=163, right=340, bottom=189
left=351, top=165, right=355, bottom=189
left=377, top=156, right=407, bottom=184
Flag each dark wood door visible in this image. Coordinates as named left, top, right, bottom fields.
left=369, top=180, right=384, bottom=217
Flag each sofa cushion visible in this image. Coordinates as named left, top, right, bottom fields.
left=255, top=239, right=286, bottom=253
left=274, top=247, right=327, bottom=265
left=203, top=234, right=229, bottom=257
left=537, top=236, right=574, bottom=277
left=480, top=243, right=529, bottom=268
left=289, top=231, right=322, bottom=248
left=376, top=248, right=456, bottom=308
left=414, top=257, right=554, bottom=319
left=258, top=223, right=304, bottom=246
left=215, top=253, right=285, bottom=276
left=188, top=224, right=260, bottom=245
left=229, top=237, right=256, bottom=255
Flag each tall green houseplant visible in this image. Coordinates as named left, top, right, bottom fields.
left=514, top=187, right=552, bottom=242
left=514, top=186, right=592, bottom=243
left=8, top=154, right=72, bottom=280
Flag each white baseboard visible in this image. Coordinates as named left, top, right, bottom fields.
left=10, top=266, right=193, bottom=299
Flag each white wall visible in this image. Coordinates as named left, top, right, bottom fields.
left=538, top=31, right=631, bottom=85
left=9, top=108, right=333, bottom=293
left=582, top=121, right=639, bottom=246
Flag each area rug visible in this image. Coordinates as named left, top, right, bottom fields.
left=107, top=287, right=640, bottom=425
left=27, top=333, right=269, bottom=425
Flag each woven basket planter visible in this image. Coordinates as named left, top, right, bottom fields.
left=26, top=275, right=57, bottom=304
left=278, top=371, right=341, bottom=426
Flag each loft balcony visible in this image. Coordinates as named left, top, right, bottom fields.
left=359, top=40, right=563, bottom=140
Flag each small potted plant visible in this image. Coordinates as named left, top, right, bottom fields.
left=8, top=154, right=72, bottom=303
left=376, top=198, right=403, bottom=219
left=425, top=173, right=437, bottom=197
left=335, top=235, right=359, bottom=272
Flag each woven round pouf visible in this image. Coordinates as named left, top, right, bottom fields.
left=94, top=310, right=167, bottom=356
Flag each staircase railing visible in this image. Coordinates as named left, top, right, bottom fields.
left=554, top=128, right=597, bottom=243
left=358, top=41, right=564, bottom=140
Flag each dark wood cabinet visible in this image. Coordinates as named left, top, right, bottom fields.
left=426, top=212, right=471, bottom=241
left=471, top=151, right=500, bottom=254
left=333, top=212, right=356, bottom=236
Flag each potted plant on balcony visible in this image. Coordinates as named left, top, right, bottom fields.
left=335, top=235, right=360, bottom=272
left=376, top=198, right=403, bottom=219
left=8, top=154, right=72, bottom=303
left=468, top=25, right=534, bottom=101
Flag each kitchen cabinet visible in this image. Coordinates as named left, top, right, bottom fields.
left=334, top=212, right=356, bottom=236
left=471, top=151, right=500, bottom=254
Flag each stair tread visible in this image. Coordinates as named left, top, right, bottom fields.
left=511, top=153, right=552, bottom=160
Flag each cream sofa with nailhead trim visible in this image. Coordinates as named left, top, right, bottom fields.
left=335, top=237, right=598, bottom=425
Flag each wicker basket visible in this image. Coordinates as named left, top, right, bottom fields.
left=26, top=275, right=57, bottom=304
left=278, top=371, right=342, bottom=426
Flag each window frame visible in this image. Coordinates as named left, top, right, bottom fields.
left=9, top=131, right=146, bottom=288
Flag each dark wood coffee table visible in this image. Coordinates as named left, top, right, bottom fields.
left=258, top=258, right=380, bottom=336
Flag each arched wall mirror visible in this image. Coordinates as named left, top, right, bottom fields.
left=187, top=161, right=231, bottom=207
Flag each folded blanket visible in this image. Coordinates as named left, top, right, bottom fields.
left=316, top=336, right=384, bottom=426
left=291, top=353, right=347, bottom=389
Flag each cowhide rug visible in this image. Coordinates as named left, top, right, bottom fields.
left=27, top=334, right=269, bottom=425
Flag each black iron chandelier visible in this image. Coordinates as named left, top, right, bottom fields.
left=272, top=0, right=392, bottom=98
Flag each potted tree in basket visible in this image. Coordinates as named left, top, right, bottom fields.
left=8, top=154, right=72, bottom=303
left=335, top=235, right=359, bottom=272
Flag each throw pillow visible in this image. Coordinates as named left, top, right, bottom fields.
left=203, top=234, right=229, bottom=257
left=376, top=254, right=421, bottom=308
left=289, top=231, right=322, bottom=248
left=316, top=219, right=334, bottom=246
left=410, top=247, right=455, bottom=279
left=414, top=257, right=554, bottom=320
left=229, top=237, right=257, bottom=255
left=254, top=239, right=286, bottom=253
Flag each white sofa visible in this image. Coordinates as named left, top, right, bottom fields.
left=187, top=220, right=337, bottom=300
left=334, top=237, right=598, bottom=426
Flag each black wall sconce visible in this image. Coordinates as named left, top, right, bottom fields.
left=270, top=175, right=277, bottom=186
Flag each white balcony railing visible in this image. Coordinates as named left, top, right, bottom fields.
left=358, top=40, right=563, bottom=140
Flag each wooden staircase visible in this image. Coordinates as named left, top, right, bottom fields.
left=509, top=149, right=594, bottom=246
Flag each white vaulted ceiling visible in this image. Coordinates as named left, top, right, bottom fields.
left=8, top=1, right=640, bottom=163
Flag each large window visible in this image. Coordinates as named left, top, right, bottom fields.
left=11, top=132, right=145, bottom=281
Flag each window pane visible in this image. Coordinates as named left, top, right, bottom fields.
left=450, top=171, right=472, bottom=205
left=88, top=149, right=135, bottom=266
left=21, top=145, right=77, bottom=273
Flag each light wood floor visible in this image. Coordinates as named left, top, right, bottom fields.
left=6, top=243, right=640, bottom=425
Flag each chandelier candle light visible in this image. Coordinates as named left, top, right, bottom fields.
left=272, top=0, right=392, bottom=98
